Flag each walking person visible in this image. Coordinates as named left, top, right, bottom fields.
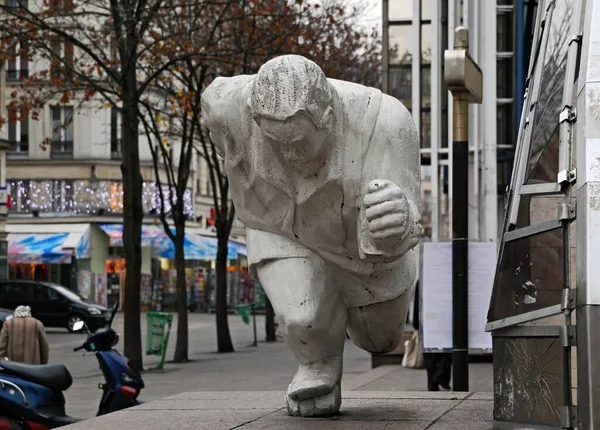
left=0, top=305, right=50, bottom=365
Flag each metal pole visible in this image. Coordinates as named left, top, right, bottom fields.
left=381, top=0, right=389, bottom=95
left=444, top=27, right=482, bottom=393
left=251, top=303, right=257, bottom=347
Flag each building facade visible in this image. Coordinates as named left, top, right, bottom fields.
left=0, top=25, right=248, bottom=312
left=383, top=0, right=538, bottom=243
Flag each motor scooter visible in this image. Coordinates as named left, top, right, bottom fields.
left=0, top=300, right=144, bottom=429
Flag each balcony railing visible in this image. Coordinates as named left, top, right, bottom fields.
left=50, top=140, right=73, bottom=159
left=8, top=140, right=28, bottom=157
left=6, top=69, right=29, bottom=81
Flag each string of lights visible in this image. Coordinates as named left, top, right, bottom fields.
left=7, top=179, right=193, bottom=216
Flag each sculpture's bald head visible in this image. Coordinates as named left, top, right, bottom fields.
left=251, top=55, right=334, bottom=168
left=251, top=55, right=333, bottom=129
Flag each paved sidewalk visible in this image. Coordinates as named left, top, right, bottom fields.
left=58, top=312, right=494, bottom=418
left=63, top=391, right=511, bottom=429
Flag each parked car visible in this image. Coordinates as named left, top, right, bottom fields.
left=0, top=280, right=110, bottom=332
left=0, top=307, right=12, bottom=332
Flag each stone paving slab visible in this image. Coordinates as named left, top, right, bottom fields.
left=64, top=390, right=524, bottom=429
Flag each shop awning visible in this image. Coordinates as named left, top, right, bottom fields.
left=97, top=223, right=247, bottom=260
left=151, top=231, right=247, bottom=260
left=6, top=223, right=92, bottom=260
left=97, top=223, right=164, bottom=247
left=8, top=233, right=73, bottom=264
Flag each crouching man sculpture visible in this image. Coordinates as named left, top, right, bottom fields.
left=201, top=55, right=422, bottom=417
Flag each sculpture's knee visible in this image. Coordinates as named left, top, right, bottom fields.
left=347, top=322, right=403, bottom=354
left=280, top=311, right=332, bottom=345
left=347, top=296, right=408, bottom=353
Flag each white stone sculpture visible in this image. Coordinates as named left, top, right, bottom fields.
left=201, top=55, right=422, bottom=417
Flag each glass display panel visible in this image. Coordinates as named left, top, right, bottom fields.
left=488, top=228, right=564, bottom=322
left=526, top=0, right=575, bottom=184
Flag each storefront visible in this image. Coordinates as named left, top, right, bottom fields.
left=149, top=227, right=248, bottom=312
left=7, top=225, right=92, bottom=292
left=5, top=221, right=249, bottom=313
left=97, top=223, right=158, bottom=310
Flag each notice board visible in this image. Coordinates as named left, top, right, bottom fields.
left=421, top=241, right=496, bottom=352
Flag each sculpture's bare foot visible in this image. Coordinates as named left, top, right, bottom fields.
left=287, top=356, right=342, bottom=401
left=286, top=382, right=341, bottom=417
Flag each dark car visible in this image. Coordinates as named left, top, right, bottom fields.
left=0, top=280, right=110, bottom=332
left=0, top=307, right=12, bottom=332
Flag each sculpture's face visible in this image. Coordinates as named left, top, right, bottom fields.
left=258, top=111, right=330, bottom=166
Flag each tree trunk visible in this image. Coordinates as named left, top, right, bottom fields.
left=216, top=227, right=234, bottom=353
left=121, top=70, right=144, bottom=372
left=265, top=297, right=276, bottom=342
left=173, top=214, right=189, bottom=362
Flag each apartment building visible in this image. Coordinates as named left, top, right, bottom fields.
left=0, top=8, right=247, bottom=303
left=383, top=0, right=538, bottom=242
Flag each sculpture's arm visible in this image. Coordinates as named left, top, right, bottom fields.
left=201, top=75, right=254, bottom=157
left=358, top=95, right=422, bottom=261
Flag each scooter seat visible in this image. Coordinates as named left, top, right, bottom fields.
left=0, top=361, right=73, bottom=391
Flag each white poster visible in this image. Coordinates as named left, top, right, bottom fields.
left=421, top=241, right=497, bottom=351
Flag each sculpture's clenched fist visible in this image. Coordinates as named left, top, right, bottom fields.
left=364, top=180, right=411, bottom=246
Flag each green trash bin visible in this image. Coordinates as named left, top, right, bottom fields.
left=235, top=304, right=251, bottom=325
left=146, top=311, right=173, bottom=370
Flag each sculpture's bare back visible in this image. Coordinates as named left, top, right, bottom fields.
left=202, top=55, right=422, bottom=417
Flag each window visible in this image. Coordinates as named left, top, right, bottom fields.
left=110, top=108, right=122, bottom=159
left=8, top=108, right=29, bottom=156
left=6, top=42, right=28, bottom=81
left=389, top=67, right=412, bottom=110
left=50, top=39, right=74, bottom=81
left=389, top=25, right=412, bottom=65
left=388, top=0, right=413, bottom=21
left=48, top=0, right=74, bottom=12
left=50, top=106, right=74, bottom=158
left=5, top=0, right=27, bottom=9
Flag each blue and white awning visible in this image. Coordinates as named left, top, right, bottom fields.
left=151, top=230, right=247, bottom=260
left=7, top=224, right=92, bottom=264
left=98, top=223, right=247, bottom=260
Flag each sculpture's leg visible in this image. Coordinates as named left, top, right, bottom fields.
left=256, top=255, right=346, bottom=415
left=346, top=291, right=412, bottom=353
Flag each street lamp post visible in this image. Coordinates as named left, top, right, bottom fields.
left=443, top=27, right=483, bottom=392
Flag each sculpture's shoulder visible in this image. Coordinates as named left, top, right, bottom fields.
left=328, top=79, right=383, bottom=134
left=328, top=79, right=381, bottom=111
left=377, top=93, right=416, bottom=135
left=201, top=74, right=255, bottom=131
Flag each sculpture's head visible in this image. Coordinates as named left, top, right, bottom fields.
left=250, top=55, right=334, bottom=167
